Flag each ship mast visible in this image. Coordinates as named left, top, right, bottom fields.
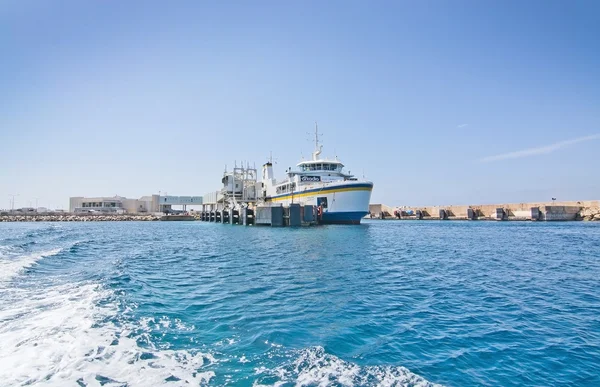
left=312, top=121, right=322, bottom=161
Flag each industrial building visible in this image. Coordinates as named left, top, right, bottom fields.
left=69, top=195, right=203, bottom=214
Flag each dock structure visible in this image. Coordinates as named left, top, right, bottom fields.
left=198, top=161, right=320, bottom=227
left=201, top=204, right=318, bottom=227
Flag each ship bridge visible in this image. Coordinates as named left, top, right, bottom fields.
left=297, top=160, right=344, bottom=173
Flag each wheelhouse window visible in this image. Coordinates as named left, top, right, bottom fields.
left=276, top=182, right=296, bottom=194
left=299, top=162, right=343, bottom=172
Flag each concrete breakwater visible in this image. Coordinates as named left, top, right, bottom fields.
left=371, top=200, right=600, bottom=221
left=0, top=214, right=161, bottom=222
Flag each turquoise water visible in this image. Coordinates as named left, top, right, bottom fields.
left=1, top=221, right=599, bottom=386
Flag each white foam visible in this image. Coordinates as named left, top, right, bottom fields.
left=140, top=316, right=196, bottom=333
left=215, top=337, right=238, bottom=347
left=253, top=346, right=441, bottom=387
left=0, top=281, right=216, bottom=386
left=264, top=339, right=282, bottom=348
left=0, top=247, right=62, bottom=283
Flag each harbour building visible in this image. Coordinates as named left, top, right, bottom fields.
left=69, top=195, right=203, bottom=214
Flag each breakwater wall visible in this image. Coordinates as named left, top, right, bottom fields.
left=371, top=200, right=600, bottom=221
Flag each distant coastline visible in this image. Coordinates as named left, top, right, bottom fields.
left=2, top=200, right=600, bottom=222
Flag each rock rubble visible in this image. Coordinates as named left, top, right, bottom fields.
left=0, top=214, right=160, bottom=222
left=579, top=207, right=600, bottom=221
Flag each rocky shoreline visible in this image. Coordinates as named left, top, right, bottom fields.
left=0, top=214, right=163, bottom=222
left=579, top=207, right=600, bottom=221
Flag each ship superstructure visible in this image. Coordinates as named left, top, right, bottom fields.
left=260, top=124, right=373, bottom=224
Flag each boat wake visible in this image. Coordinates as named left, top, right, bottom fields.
left=253, top=346, right=441, bottom=387
left=0, top=247, right=63, bottom=283
left=0, top=230, right=439, bottom=386
left=0, top=281, right=217, bottom=386
left=0, top=271, right=440, bottom=387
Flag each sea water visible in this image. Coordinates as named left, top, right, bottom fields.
left=0, top=221, right=599, bottom=386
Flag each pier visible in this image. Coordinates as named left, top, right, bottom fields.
left=199, top=204, right=319, bottom=227
left=197, top=162, right=320, bottom=227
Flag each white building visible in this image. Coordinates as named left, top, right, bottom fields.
left=69, top=195, right=203, bottom=214
left=69, top=195, right=160, bottom=214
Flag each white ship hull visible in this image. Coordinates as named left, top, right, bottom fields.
left=266, top=181, right=373, bottom=224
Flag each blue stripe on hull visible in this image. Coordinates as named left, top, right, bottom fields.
left=321, top=211, right=368, bottom=225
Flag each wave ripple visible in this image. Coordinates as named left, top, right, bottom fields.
left=1, top=221, right=599, bottom=386
left=0, top=248, right=62, bottom=283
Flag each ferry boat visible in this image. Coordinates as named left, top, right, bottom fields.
left=261, top=125, right=373, bottom=224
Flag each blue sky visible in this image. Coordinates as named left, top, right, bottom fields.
left=1, top=0, right=599, bottom=209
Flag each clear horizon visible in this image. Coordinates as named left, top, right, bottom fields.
left=1, top=1, right=599, bottom=210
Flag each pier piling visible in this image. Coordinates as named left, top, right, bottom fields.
left=288, top=204, right=301, bottom=227
left=303, top=205, right=315, bottom=224
left=242, top=208, right=254, bottom=226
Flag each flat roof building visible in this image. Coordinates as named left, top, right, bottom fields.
left=69, top=195, right=160, bottom=214
left=69, top=195, right=203, bottom=214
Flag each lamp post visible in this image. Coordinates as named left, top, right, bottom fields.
left=8, top=194, right=18, bottom=211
